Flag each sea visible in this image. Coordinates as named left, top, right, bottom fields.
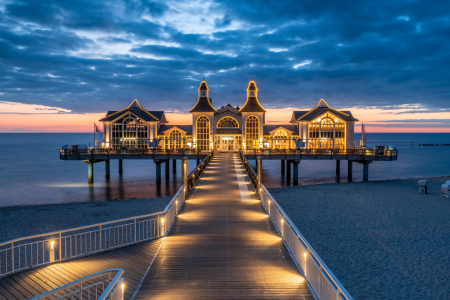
left=0, top=133, right=449, bottom=207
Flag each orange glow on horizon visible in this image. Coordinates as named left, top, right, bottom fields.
left=0, top=107, right=449, bottom=133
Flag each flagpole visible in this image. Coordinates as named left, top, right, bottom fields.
left=94, top=123, right=95, bottom=149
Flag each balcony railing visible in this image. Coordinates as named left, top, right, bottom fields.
left=60, top=148, right=213, bottom=157
left=242, top=148, right=398, bottom=158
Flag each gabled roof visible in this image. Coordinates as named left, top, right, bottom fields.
left=215, top=104, right=241, bottom=116
left=99, top=99, right=164, bottom=122
left=263, top=124, right=299, bottom=135
left=239, top=80, right=266, bottom=113
left=189, top=80, right=217, bottom=113
left=158, top=125, right=192, bottom=135
left=293, top=99, right=359, bottom=122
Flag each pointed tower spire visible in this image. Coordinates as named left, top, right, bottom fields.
left=189, top=80, right=217, bottom=113
left=239, top=79, right=266, bottom=112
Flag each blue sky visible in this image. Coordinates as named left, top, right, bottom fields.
left=0, top=0, right=449, bottom=131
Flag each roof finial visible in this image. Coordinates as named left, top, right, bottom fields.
left=203, top=76, right=204, bottom=81
left=252, top=76, right=253, bottom=81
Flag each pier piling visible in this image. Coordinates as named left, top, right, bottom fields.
left=281, top=159, right=285, bottom=175
left=348, top=161, right=353, bottom=182
left=286, top=160, right=291, bottom=182
left=363, top=163, right=369, bottom=182
left=105, top=160, right=110, bottom=179
left=172, top=159, right=176, bottom=174
left=87, top=161, right=94, bottom=184
left=119, top=159, right=123, bottom=175
left=165, top=160, right=170, bottom=179
left=336, top=160, right=340, bottom=175
left=154, top=160, right=162, bottom=184
left=293, top=160, right=300, bottom=186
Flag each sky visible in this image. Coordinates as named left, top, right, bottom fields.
left=0, top=0, right=449, bottom=132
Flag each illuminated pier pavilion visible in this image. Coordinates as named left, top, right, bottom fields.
left=99, top=80, right=358, bottom=152
left=60, top=79, right=397, bottom=184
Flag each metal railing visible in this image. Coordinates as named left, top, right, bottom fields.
left=185, top=151, right=214, bottom=194
left=238, top=153, right=354, bottom=300
left=239, top=151, right=258, bottom=190
left=60, top=148, right=211, bottom=157
left=260, top=186, right=353, bottom=300
left=242, top=148, right=398, bottom=158
left=32, top=269, right=124, bottom=300
left=0, top=152, right=214, bottom=279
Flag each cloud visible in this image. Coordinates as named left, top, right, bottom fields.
left=0, top=101, right=72, bottom=114
left=0, top=0, right=448, bottom=122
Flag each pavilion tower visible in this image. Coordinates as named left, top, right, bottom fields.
left=189, top=80, right=216, bottom=150
left=239, top=80, right=266, bottom=149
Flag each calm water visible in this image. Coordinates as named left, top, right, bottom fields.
left=0, top=133, right=449, bottom=207
left=0, top=133, right=197, bottom=207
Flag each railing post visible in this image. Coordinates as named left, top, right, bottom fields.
left=99, top=225, right=102, bottom=252
left=257, top=156, right=262, bottom=197
left=134, top=218, right=137, bottom=244
left=59, top=232, right=62, bottom=262
left=182, top=156, right=188, bottom=188
left=12, top=242, right=14, bottom=274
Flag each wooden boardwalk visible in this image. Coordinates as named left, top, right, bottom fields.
left=0, top=152, right=314, bottom=299
left=134, top=153, right=314, bottom=299
left=0, top=239, right=162, bottom=300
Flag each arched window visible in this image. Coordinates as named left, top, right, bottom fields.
left=196, top=116, right=210, bottom=150
left=169, top=130, right=182, bottom=149
left=274, top=129, right=288, bottom=149
left=245, top=116, right=259, bottom=150
left=217, top=117, right=238, bottom=128
left=308, top=113, right=345, bottom=150
left=111, top=114, right=148, bottom=149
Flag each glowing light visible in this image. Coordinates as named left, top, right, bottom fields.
left=304, top=252, right=307, bottom=261
left=50, top=241, right=55, bottom=250
left=161, top=218, right=164, bottom=224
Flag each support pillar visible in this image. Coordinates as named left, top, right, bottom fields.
left=182, top=157, right=188, bottom=185
left=154, top=160, right=161, bottom=185
left=363, top=163, right=369, bottom=182
left=196, top=157, right=200, bottom=166
left=119, top=159, right=123, bottom=175
left=172, top=159, right=176, bottom=174
left=286, top=160, right=291, bottom=182
left=105, top=160, right=110, bottom=179
left=165, top=160, right=170, bottom=179
left=87, top=162, right=94, bottom=184
left=293, top=160, right=300, bottom=186
left=348, top=160, right=353, bottom=182
left=281, top=159, right=285, bottom=175
left=257, top=156, right=262, bottom=195
left=336, top=160, right=340, bottom=175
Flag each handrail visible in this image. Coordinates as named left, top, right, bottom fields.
left=237, top=152, right=354, bottom=300
left=31, top=269, right=124, bottom=300
left=242, top=148, right=398, bottom=157
left=260, top=185, right=353, bottom=300
left=0, top=151, right=214, bottom=279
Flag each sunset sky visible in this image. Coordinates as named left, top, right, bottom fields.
left=0, top=0, right=449, bottom=132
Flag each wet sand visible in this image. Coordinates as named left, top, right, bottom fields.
left=269, top=177, right=450, bottom=300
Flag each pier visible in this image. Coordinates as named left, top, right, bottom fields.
left=2, top=151, right=353, bottom=300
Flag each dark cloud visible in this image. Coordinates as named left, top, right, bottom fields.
left=0, top=0, right=448, bottom=117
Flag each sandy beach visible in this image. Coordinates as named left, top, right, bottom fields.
left=0, top=196, right=172, bottom=243
left=268, top=177, right=450, bottom=300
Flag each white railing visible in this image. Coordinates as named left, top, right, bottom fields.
left=260, top=185, right=353, bottom=300
left=0, top=151, right=214, bottom=280
left=31, top=269, right=124, bottom=300
left=0, top=185, right=186, bottom=279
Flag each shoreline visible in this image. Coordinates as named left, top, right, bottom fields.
left=0, top=196, right=172, bottom=243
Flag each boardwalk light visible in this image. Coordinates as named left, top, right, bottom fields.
left=49, top=240, right=55, bottom=263
left=304, top=252, right=307, bottom=261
